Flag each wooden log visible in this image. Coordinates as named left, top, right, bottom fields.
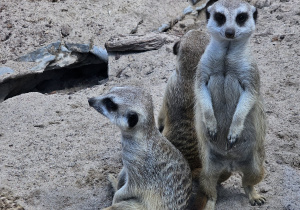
left=105, top=33, right=166, bottom=52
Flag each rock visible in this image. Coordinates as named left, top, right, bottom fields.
left=276, top=15, right=284, bottom=20
left=259, top=185, right=272, bottom=193
left=179, top=19, right=196, bottom=29
left=16, top=41, right=61, bottom=62
left=16, top=41, right=107, bottom=71
left=0, top=32, right=11, bottom=42
left=0, top=42, right=108, bottom=101
left=61, top=24, right=72, bottom=37
left=188, top=0, right=201, bottom=5
left=90, top=46, right=108, bottom=63
left=158, top=23, right=171, bottom=32
left=65, top=43, right=90, bottom=53
left=195, top=0, right=211, bottom=12
left=30, top=54, right=56, bottom=72
left=0, top=67, right=14, bottom=76
left=183, top=6, right=194, bottom=15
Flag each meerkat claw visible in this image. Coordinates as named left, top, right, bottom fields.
left=207, top=129, right=217, bottom=141
left=226, top=136, right=238, bottom=150
left=250, top=196, right=266, bottom=206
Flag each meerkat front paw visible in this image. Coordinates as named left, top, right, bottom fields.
left=204, top=112, right=218, bottom=141
left=227, top=122, right=244, bottom=149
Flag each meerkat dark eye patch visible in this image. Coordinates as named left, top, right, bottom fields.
left=102, top=98, right=118, bottom=112
left=236, top=13, right=249, bottom=26
left=214, top=12, right=226, bottom=26
left=127, top=111, right=138, bottom=128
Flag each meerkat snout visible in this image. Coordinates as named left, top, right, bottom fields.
left=88, top=97, right=96, bottom=107
left=89, top=97, right=118, bottom=113
left=225, top=28, right=235, bottom=39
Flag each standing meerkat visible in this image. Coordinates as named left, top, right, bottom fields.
left=158, top=29, right=209, bottom=175
left=88, top=86, right=192, bottom=210
left=194, top=0, right=266, bottom=209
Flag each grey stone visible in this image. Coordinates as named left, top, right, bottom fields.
left=16, top=41, right=61, bottom=62
left=30, top=54, right=56, bottom=72
left=65, top=43, right=90, bottom=53
left=61, top=24, right=72, bottom=37
left=61, top=45, right=71, bottom=53
left=189, top=0, right=200, bottom=5
left=0, top=67, right=14, bottom=76
left=0, top=42, right=109, bottom=101
left=183, top=6, right=193, bottom=15
left=90, top=46, right=108, bottom=63
left=16, top=42, right=108, bottom=72
left=195, top=0, right=210, bottom=12
left=158, top=23, right=170, bottom=32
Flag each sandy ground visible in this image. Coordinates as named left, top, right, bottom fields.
left=0, top=0, right=299, bottom=209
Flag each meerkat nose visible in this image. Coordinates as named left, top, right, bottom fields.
left=225, top=28, right=235, bottom=39
left=88, top=97, right=96, bottom=107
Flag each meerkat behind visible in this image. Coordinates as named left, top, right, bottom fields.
left=88, top=86, right=192, bottom=210
left=158, top=29, right=209, bottom=174
left=194, top=0, right=266, bottom=209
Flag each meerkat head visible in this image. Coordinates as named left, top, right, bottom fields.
left=206, top=0, right=257, bottom=41
left=88, top=86, right=155, bottom=133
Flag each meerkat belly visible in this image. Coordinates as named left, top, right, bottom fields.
left=208, top=73, right=243, bottom=129
left=208, top=73, right=251, bottom=154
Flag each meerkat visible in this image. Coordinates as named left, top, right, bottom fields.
left=158, top=29, right=209, bottom=176
left=194, top=0, right=266, bottom=209
left=88, top=86, right=192, bottom=210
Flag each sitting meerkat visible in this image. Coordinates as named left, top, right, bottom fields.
left=158, top=29, right=209, bottom=176
left=88, top=86, right=192, bottom=210
left=194, top=0, right=266, bottom=209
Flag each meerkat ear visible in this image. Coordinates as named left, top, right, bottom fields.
left=173, top=41, right=180, bottom=55
left=127, top=111, right=139, bottom=128
left=252, top=6, right=258, bottom=23
left=206, top=6, right=212, bottom=22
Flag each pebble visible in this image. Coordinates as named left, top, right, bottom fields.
left=61, top=24, right=72, bottom=37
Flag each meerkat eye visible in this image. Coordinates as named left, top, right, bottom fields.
left=102, top=98, right=118, bottom=112
left=127, top=111, right=138, bottom=128
left=236, top=13, right=249, bottom=26
left=214, top=12, right=226, bottom=26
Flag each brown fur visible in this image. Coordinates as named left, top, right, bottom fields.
left=158, top=30, right=210, bottom=210
left=158, top=29, right=209, bottom=173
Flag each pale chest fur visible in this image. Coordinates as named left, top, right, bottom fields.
left=200, top=39, right=253, bottom=127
